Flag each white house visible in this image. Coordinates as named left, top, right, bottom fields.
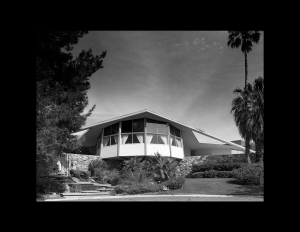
left=72, top=109, right=254, bottom=160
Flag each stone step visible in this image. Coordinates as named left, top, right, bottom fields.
left=61, top=192, right=110, bottom=197
left=96, top=188, right=114, bottom=191
left=93, top=183, right=113, bottom=187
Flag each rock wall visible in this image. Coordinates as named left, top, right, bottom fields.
left=65, top=153, right=102, bottom=172
left=176, top=156, right=208, bottom=177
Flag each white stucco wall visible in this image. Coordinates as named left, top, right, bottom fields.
left=184, top=147, right=191, bottom=157
left=101, top=145, right=118, bottom=158
left=231, top=150, right=244, bottom=154
left=211, top=148, right=232, bottom=156
left=195, top=149, right=212, bottom=156
left=119, top=144, right=145, bottom=157
left=171, top=146, right=184, bottom=159
left=147, top=144, right=170, bottom=157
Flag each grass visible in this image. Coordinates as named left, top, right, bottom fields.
left=155, top=178, right=264, bottom=196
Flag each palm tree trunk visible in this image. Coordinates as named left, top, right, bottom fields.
left=244, top=51, right=248, bottom=88
left=255, top=138, right=264, bottom=163
left=245, top=136, right=251, bottom=164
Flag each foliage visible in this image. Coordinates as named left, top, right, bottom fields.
left=188, top=170, right=235, bottom=178
left=70, top=169, right=91, bottom=180
left=36, top=177, right=67, bottom=196
left=88, top=159, right=108, bottom=176
left=36, top=31, right=106, bottom=193
left=227, top=31, right=262, bottom=164
left=162, top=176, right=185, bottom=190
left=233, top=163, right=263, bottom=185
left=112, top=182, right=163, bottom=195
left=143, top=153, right=179, bottom=182
left=191, top=162, right=244, bottom=173
left=227, top=31, right=262, bottom=86
left=246, top=77, right=264, bottom=162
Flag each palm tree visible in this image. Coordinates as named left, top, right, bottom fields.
left=231, top=83, right=253, bottom=164
left=247, top=77, right=264, bottom=162
left=145, top=153, right=178, bottom=182
left=227, top=31, right=262, bottom=87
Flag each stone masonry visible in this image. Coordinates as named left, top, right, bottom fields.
left=65, top=153, right=102, bottom=172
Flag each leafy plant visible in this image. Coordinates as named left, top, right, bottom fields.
left=88, top=159, right=108, bottom=176
left=162, top=176, right=185, bottom=190
left=233, top=163, right=263, bottom=185
left=112, top=182, right=163, bottom=195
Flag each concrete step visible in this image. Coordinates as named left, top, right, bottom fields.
left=61, top=192, right=110, bottom=197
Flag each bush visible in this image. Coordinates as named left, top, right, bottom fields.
left=112, top=182, right=163, bottom=195
left=88, top=159, right=108, bottom=176
left=188, top=170, right=235, bottom=178
left=36, top=178, right=66, bottom=196
left=70, top=169, right=91, bottom=180
left=191, top=162, right=244, bottom=173
left=93, top=169, right=121, bottom=184
left=233, top=163, right=263, bottom=185
left=162, top=176, right=185, bottom=190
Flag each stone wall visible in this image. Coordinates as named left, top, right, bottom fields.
left=176, top=156, right=208, bottom=177
left=65, top=153, right=102, bottom=172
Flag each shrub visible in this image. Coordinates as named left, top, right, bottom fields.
left=162, top=176, right=185, bottom=190
left=88, top=159, right=108, bottom=176
left=191, top=162, right=244, bottom=173
left=233, top=163, right=263, bottom=185
left=94, top=169, right=121, bottom=184
left=187, top=170, right=235, bottom=178
left=112, top=182, right=163, bottom=195
left=70, top=169, right=91, bottom=180
left=36, top=178, right=66, bottom=196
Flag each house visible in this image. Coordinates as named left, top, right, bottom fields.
left=71, top=109, right=254, bottom=160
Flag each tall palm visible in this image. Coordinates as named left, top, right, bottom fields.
left=227, top=31, right=262, bottom=87
left=247, top=77, right=264, bottom=162
left=231, top=83, right=253, bottom=164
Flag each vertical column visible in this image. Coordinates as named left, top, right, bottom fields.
left=180, top=129, right=185, bottom=158
left=100, top=128, right=103, bottom=158
left=117, top=121, right=121, bottom=157
left=167, top=122, right=172, bottom=157
left=144, top=118, right=147, bottom=156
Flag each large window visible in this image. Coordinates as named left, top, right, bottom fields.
left=121, top=118, right=144, bottom=144
left=146, top=119, right=168, bottom=145
left=169, top=124, right=182, bottom=147
left=102, top=122, right=119, bottom=147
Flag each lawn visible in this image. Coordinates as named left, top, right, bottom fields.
left=156, top=178, right=264, bottom=196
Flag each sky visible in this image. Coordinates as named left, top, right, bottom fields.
left=71, top=31, right=264, bottom=141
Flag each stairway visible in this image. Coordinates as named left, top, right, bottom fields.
left=61, top=183, right=115, bottom=197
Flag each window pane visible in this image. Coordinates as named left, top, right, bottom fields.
left=121, top=134, right=130, bottom=144
left=111, top=135, right=117, bottom=145
left=122, top=120, right=132, bottom=133
left=175, top=128, right=181, bottom=137
left=103, top=137, right=110, bottom=147
left=171, top=136, right=176, bottom=146
left=175, top=137, right=182, bottom=147
left=157, top=121, right=168, bottom=134
left=111, top=122, right=119, bottom=135
left=146, top=118, right=157, bottom=133
left=133, top=133, right=144, bottom=143
left=146, top=134, right=154, bottom=144
left=125, top=134, right=132, bottom=144
left=158, top=135, right=168, bottom=145
left=133, top=118, right=144, bottom=132
left=150, top=134, right=158, bottom=144
left=170, top=124, right=175, bottom=136
left=104, top=125, right=111, bottom=136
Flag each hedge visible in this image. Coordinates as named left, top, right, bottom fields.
left=233, top=163, right=263, bottom=186
left=187, top=170, right=235, bottom=178
left=191, top=162, right=244, bottom=173
left=162, top=176, right=185, bottom=190
left=112, top=182, right=163, bottom=195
